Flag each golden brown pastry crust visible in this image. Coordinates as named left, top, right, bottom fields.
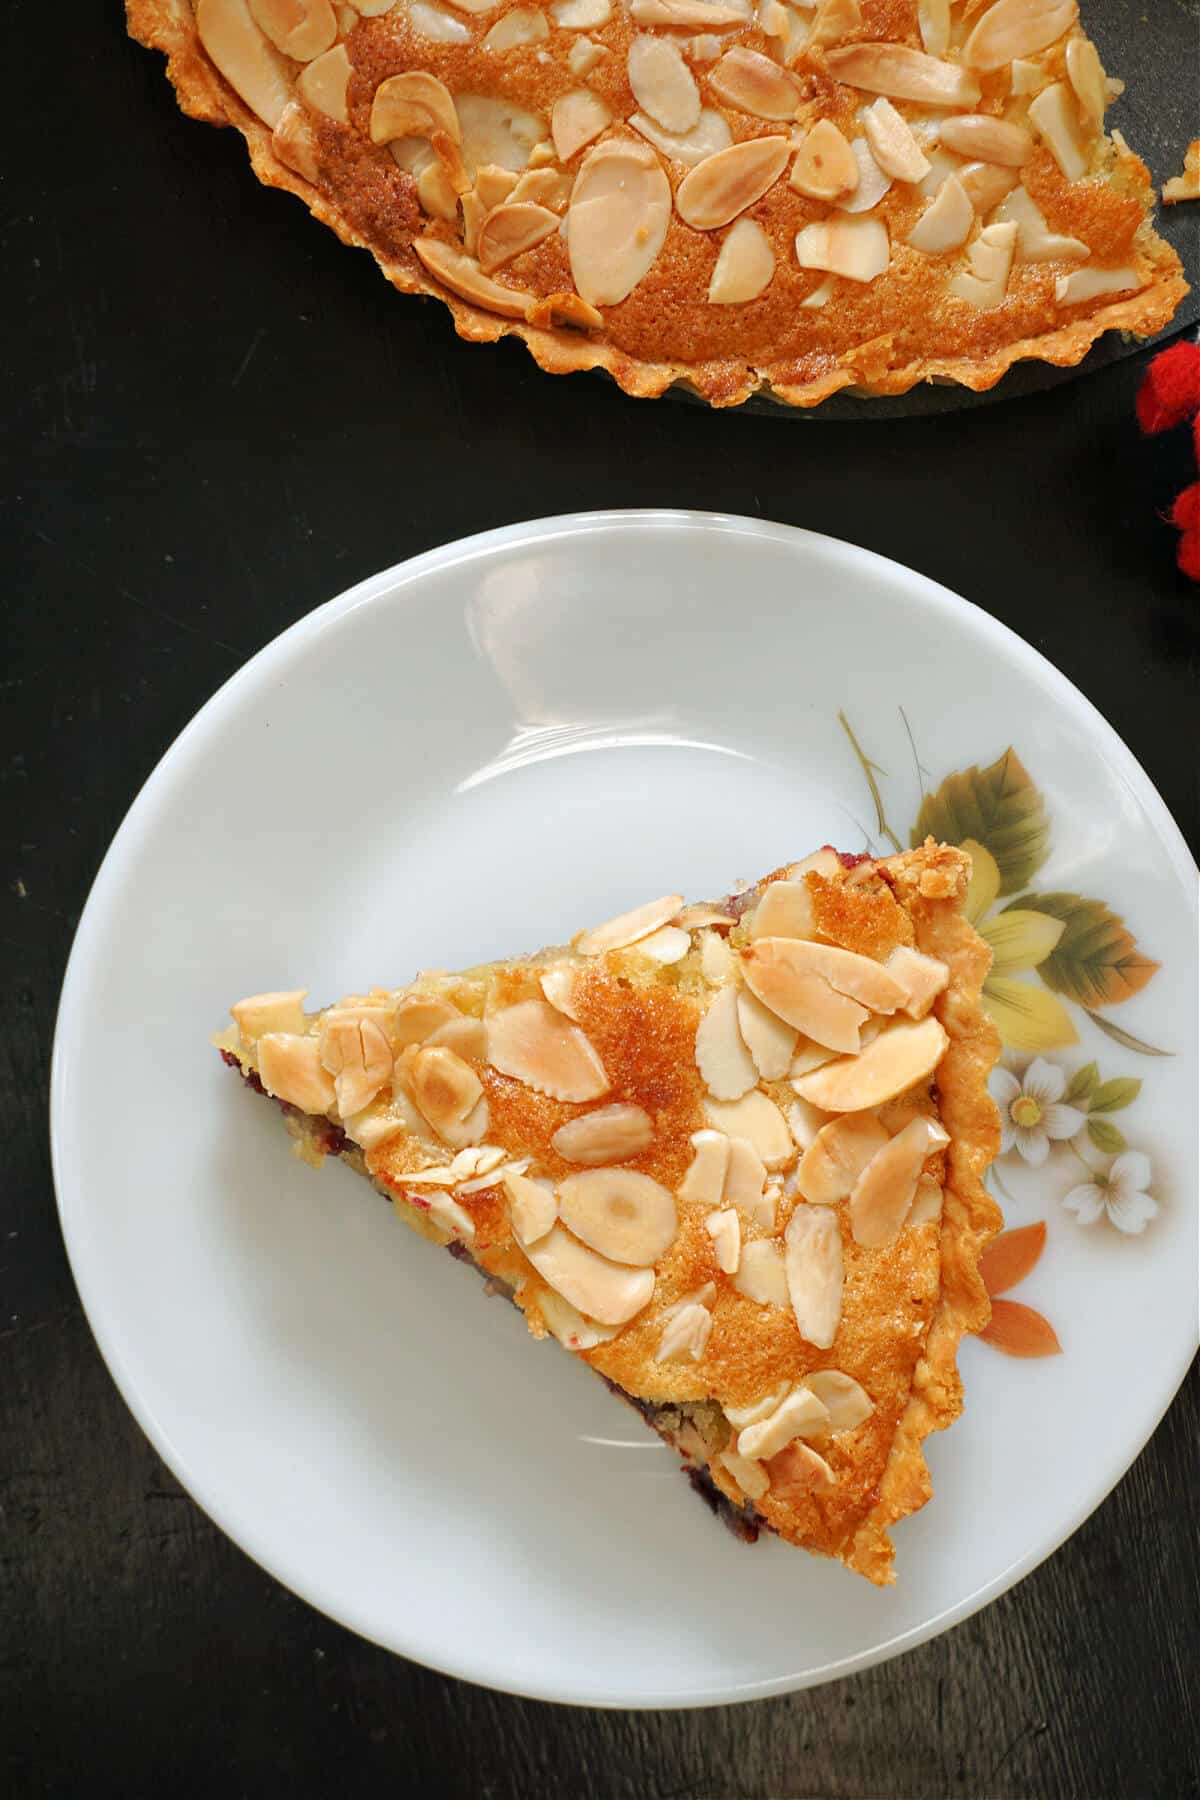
left=128, top=0, right=1186, bottom=409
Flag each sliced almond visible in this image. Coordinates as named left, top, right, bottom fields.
left=700, top=929, right=734, bottom=984
left=195, top=0, right=292, bottom=129
left=765, top=1438, right=835, bottom=1498
left=940, top=114, right=1034, bottom=167
left=807, top=0, right=861, bottom=49
left=257, top=1031, right=338, bottom=1113
left=417, top=158, right=462, bottom=221
left=505, top=1169, right=558, bottom=1244
left=687, top=31, right=724, bottom=61
left=370, top=71, right=461, bottom=146
left=552, top=0, right=611, bottom=22
left=551, top=1103, right=656, bottom=1165
left=676, top=137, right=790, bottom=230
left=508, top=166, right=574, bottom=208
left=628, top=34, right=702, bottom=134
left=551, top=88, right=612, bottom=162
left=521, top=1224, right=655, bottom=1324
left=655, top=1301, right=713, bottom=1362
left=705, top=1207, right=741, bottom=1274
left=994, top=183, right=1087, bottom=260
left=796, top=1112, right=889, bottom=1204
left=731, top=1237, right=788, bottom=1306
left=790, top=1041, right=838, bottom=1079
left=456, top=93, right=547, bottom=173
left=740, top=940, right=868, bottom=1052
left=916, top=0, right=949, bottom=56
left=566, top=35, right=606, bottom=78
left=749, top=879, right=816, bottom=940
left=826, top=43, right=981, bottom=108
left=632, top=924, right=691, bottom=963
left=1055, top=265, right=1142, bottom=305
left=794, top=215, right=889, bottom=282
left=539, top=965, right=581, bottom=1020
left=709, top=46, right=800, bottom=120
left=663, top=1281, right=717, bottom=1319
left=413, top=238, right=533, bottom=318
left=703, top=1091, right=793, bottom=1170
left=862, top=97, right=931, bottom=183
left=737, top=1385, right=830, bottom=1460
left=569, top=136, right=673, bottom=304
left=708, top=216, right=776, bottom=304
left=319, top=1010, right=394, bottom=1116
left=787, top=1095, right=830, bottom=1153
left=558, top=1168, right=678, bottom=1264
left=575, top=893, right=684, bottom=955
left=723, top=1136, right=775, bottom=1227
left=487, top=999, right=610, bottom=1102
left=963, top=0, right=1079, bottom=72
left=248, top=0, right=336, bottom=58
left=424, top=1014, right=488, bottom=1060
left=477, top=201, right=559, bottom=271
left=1009, top=57, right=1047, bottom=97
left=678, top=1129, right=731, bottom=1208
left=949, top=219, right=1018, bottom=306
left=907, top=173, right=973, bottom=252
left=695, top=985, right=760, bottom=1100
left=718, top=1447, right=770, bottom=1500
left=630, top=0, right=750, bottom=21
left=850, top=1114, right=949, bottom=1248
left=629, top=107, right=733, bottom=168
left=792, top=1015, right=947, bottom=1113
left=410, top=1, right=473, bottom=39
left=802, top=1369, right=873, bottom=1433
left=789, top=118, right=859, bottom=201
left=907, top=1173, right=944, bottom=1225
left=482, top=5, right=549, bottom=47
left=536, top=1288, right=621, bottom=1350
left=408, top=1044, right=485, bottom=1140
left=394, top=995, right=460, bottom=1048
left=884, top=945, right=950, bottom=1019
left=836, top=135, right=893, bottom=214
left=736, top=989, right=797, bottom=1081
left=232, top=989, right=307, bottom=1042
left=1027, top=83, right=1089, bottom=181
left=784, top=1204, right=842, bottom=1350
left=1065, top=34, right=1107, bottom=130
left=958, top=160, right=1020, bottom=213
left=297, top=43, right=352, bottom=121
left=725, top=1385, right=789, bottom=1430
left=776, top=940, right=906, bottom=1012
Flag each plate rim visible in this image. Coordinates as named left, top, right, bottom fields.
left=49, top=510, right=1199, bottom=1707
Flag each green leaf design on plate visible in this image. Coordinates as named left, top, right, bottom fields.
left=1065, top=1061, right=1100, bottom=1103
left=981, top=976, right=1078, bottom=1052
left=1087, top=1117, right=1128, bottom=1154
left=911, top=750, right=1049, bottom=896
left=980, top=908, right=1065, bottom=976
left=1005, top=892, right=1160, bottom=1009
left=1085, top=1010, right=1173, bottom=1058
left=1087, top=1077, right=1142, bottom=1114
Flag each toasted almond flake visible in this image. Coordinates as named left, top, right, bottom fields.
left=443, top=0, right=502, bottom=11
left=992, top=184, right=1086, bottom=259
left=426, top=1190, right=477, bottom=1239
left=631, top=0, right=750, bottom=22
left=456, top=94, right=547, bottom=173
left=232, top=989, right=308, bottom=1042
left=784, top=1204, right=842, bottom=1350
left=396, top=1163, right=459, bottom=1188
left=415, top=237, right=535, bottom=316
left=410, top=0, right=472, bottom=38
left=477, top=201, right=559, bottom=271
left=790, top=848, right=843, bottom=881
left=342, top=1100, right=408, bottom=1151
left=695, top=985, right=760, bottom=1100
left=792, top=1015, right=947, bottom=1112
left=655, top=1301, right=713, bottom=1362
left=407, top=1044, right=485, bottom=1141
left=345, top=0, right=400, bottom=10
left=826, top=43, right=981, bottom=107
left=483, top=5, right=549, bottom=46
left=416, top=157, right=460, bottom=221
left=458, top=1155, right=530, bottom=1194
left=453, top=1144, right=508, bottom=1178
left=790, top=1040, right=838, bottom=1079
left=558, top=1168, right=677, bottom=1264
left=736, top=988, right=797, bottom=1080
left=551, top=1103, right=656, bottom=1164
left=862, top=97, right=931, bottom=183
left=741, top=940, right=868, bottom=1052
left=709, top=46, right=801, bottom=120
left=257, top=1031, right=338, bottom=1113
left=800, top=275, right=836, bottom=308
left=663, top=1280, right=717, bottom=1318
left=803, top=1369, right=873, bottom=1432
left=908, top=172, right=974, bottom=251
left=676, top=903, right=734, bottom=930
left=731, top=1237, right=789, bottom=1305
left=632, top=924, right=691, bottom=963
left=786, top=1095, right=831, bottom=1154
left=916, top=142, right=961, bottom=199
left=552, top=0, right=610, bottom=20
left=766, top=1438, right=836, bottom=1498
left=371, top=71, right=461, bottom=145
left=950, top=218, right=1018, bottom=305
left=917, top=0, right=949, bottom=56
left=319, top=1011, right=394, bottom=1116
left=884, top=945, right=950, bottom=1018
left=575, top=892, right=684, bottom=956
left=272, top=104, right=322, bottom=182
left=1055, top=265, right=1143, bottom=305
left=297, top=43, right=352, bottom=120
left=939, top=113, right=1034, bottom=167
left=521, top=1224, right=655, bottom=1323
left=536, top=1288, right=621, bottom=1349
left=487, top=999, right=610, bottom=1102
left=677, top=136, right=790, bottom=230
left=1163, top=140, right=1200, bottom=203
left=567, top=34, right=605, bottom=76
left=964, top=0, right=1078, bottom=71
left=474, top=162, right=520, bottom=210
left=393, top=994, right=460, bottom=1047
left=509, top=166, right=574, bottom=207
left=539, top=965, right=582, bottom=1020
left=678, top=1129, right=731, bottom=1207
left=568, top=136, right=673, bottom=303
left=704, top=1091, right=793, bottom=1170
left=958, top=159, right=1020, bottom=212
left=551, top=88, right=612, bottom=162
left=505, top=1169, right=558, bottom=1243
left=527, top=289, right=605, bottom=329
left=249, top=0, right=336, bottom=57
left=718, top=1447, right=770, bottom=1499
left=723, top=1135, right=775, bottom=1226
left=705, top=1206, right=741, bottom=1273
left=195, top=0, right=292, bottom=128
left=1028, top=81, right=1089, bottom=180
left=849, top=1114, right=949, bottom=1248
left=628, top=34, right=702, bottom=133
left=807, top=0, right=861, bottom=48
left=794, top=215, right=889, bottom=282
left=629, top=107, right=733, bottom=167
left=725, top=1386, right=791, bottom=1431
left=907, top=1173, right=944, bottom=1225
left=700, top=929, right=734, bottom=983
left=749, top=878, right=817, bottom=940
left=796, top=1112, right=890, bottom=1203
left=788, top=118, right=859, bottom=201
left=1009, top=57, right=1046, bottom=96
left=737, top=1384, right=830, bottom=1460
left=836, top=135, right=893, bottom=214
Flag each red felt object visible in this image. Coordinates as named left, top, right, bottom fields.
left=1170, top=481, right=1200, bottom=531
left=1136, top=339, right=1200, bottom=434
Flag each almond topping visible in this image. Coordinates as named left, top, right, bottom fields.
left=487, top=999, right=610, bottom=1101
left=908, top=1173, right=944, bottom=1224
left=731, top=1237, right=788, bottom=1305
left=963, top=0, right=1079, bottom=72
left=709, top=46, right=801, bottom=120
left=483, top=5, right=549, bottom=45
left=273, top=103, right=320, bottom=180
left=826, top=44, right=981, bottom=108
left=771, top=941, right=906, bottom=1012
left=521, top=1225, right=655, bottom=1324
left=195, top=0, right=292, bottom=129
left=629, top=108, right=733, bottom=168
left=394, top=995, right=460, bottom=1047
left=631, top=0, right=750, bottom=22
left=414, top=238, right=534, bottom=318
left=766, top=1438, right=835, bottom=1499
left=676, top=136, right=790, bottom=230
left=655, top=1301, right=713, bottom=1362
left=248, top=0, right=336, bottom=58
left=231, top=989, right=307, bottom=1042
left=794, top=215, right=889, bottom=282
left=916, top=0, right=949, bottom=57
left=632, top=924, right=691, bottom=963
left=297, top=43, right=352, bottom=121
left=907, top=173, right=973, bottom=252
left=789, top=118, right=859, bottom=201
left=552, top=0, right=611, bottom=22
left=536, top=1288, right=620, bottom=1349
left=949, top=218, right=1017, bottom=306
left=1027, top=82, right=1089, bottom=181
left=695, top=985, right=760, bottom=1100
left=796, top=1112, right=889, bottom=1204
left=257, top=1031, right=337, bottom=1112
left=678, top=1129, right=731, bottom=1208
left=992, top=184, right=1087, bottom=260
left=703, top=1090, right=793, bottom=1170
left=737, top=1385, right=830, bottom=1460
left=836, top=135, right=893, bottom=214
left=862, top=98, right=931, bottom=184
left=705, top=1206, right=741, bottom=1273
left=1064, top=34, right=1106, bottom=130
left=784, top=1204, right=843, bottom=1350
left=550, top=88, right=611, bottom=162
left=723, top=1136, right=775, bottom=1227
left=749, top=878, right=816, bottom=940
left=477, top=201, right=559, bottom=271
left=792, top=1015, right=947, bottom=1112
left=725, top=1386, right=790, bottom=1430
left=850, top=1115, right=949, bottom=1248
left=567, top=35, right=605, bottom=77
left=539, top=965, right=582, bottom=1020
left=509, top=166, right=574, bottom=208
left=741, top=940, right=869, bottom=1052
left=807, top=0, right=861, bottom=49
left=408, top=1044, right=485, bottom=1141
left=370, top=71, right=461, bottom=146
left=736, top=989, right=798, bottom=1080
left=558, top=1168, right=677, bottom=1264
left=505, top=1170, right=558, bottom=1244
left=1009, top=58, right=1047, bottom=97
left=551, top=1103, right=656, bottom=1164
left=708, top=215, right=777, bottom=302
left=319, top=1010, right=394, bottom=1116
left=663, top=1281, right=717, bottom=1319
left=884, top=945, right=951, bottom=1018
left=940, top=114, right=1034, bottom=167
left=803, top=1369, right=873, bottom=1433
left=410, top=1, right=473, bottom=39
left=787, top=1095, right=831, bottom=1153
left=628, top=34, right=702, bottom=133
left=718, top=1448, right=770, bottom=1500
left=958, top=160, right=1019, bottom=213
left=575, top=892, right=685, bottom=955
left=456, top=94, right=547, bottom=173
left=1055, top=266, right=1143, bottom=305
left=700, top=929, right=734, bottom=983
left=568, top=134, right=672, bottom=304
left=420, top=1015, right=485, bottom=1062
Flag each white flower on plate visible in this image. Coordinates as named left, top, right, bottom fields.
left=990, top=1058, right=1086, bottom=1167
left=1062, top=1150, right=1159, bottom=1235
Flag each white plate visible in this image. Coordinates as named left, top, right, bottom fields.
left=52, top=513, right=1198, bottom=1708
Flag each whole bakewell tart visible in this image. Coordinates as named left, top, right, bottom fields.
left=127, top=0, right=1186, bottom=407
left=215, top=841, right=1002, bottom=1582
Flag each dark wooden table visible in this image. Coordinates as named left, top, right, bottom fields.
left=3, top=6, right=1198, bottom=1795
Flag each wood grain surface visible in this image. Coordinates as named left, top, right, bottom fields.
left=2, top=4, right=1198, bottom=1794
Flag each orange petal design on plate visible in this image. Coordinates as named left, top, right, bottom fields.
left=980, top=1298, right=1062, bottom=1357
left=979, top=1221, right=1047, bottom=1296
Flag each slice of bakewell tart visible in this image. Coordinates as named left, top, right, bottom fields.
left=214, top=838, right=1001, bottom=1583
